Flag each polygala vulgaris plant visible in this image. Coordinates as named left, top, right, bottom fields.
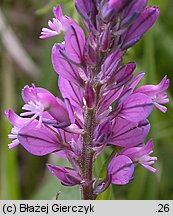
left=6, top=0, right=169, bottom=200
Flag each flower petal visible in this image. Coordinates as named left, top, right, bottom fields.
left=58, top=77, right=84, bottom=112
left=108, top=155, right=134, bottom=185
left=111, top=117, right=150, bottom=147
left=52, top=44, right=85, bottom=87
left=120, top=93, right=153, bottom=122
left=65, top=25, right=86, bottom=64
left=18, top=123, right=62, bottom=156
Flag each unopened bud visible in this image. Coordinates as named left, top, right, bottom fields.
left=84, top=37, right=97, bottom=66
left=99, top=25, right=111, bottom=52
left=85, top=83, right=96, bottom=108
left=102, top=0, right=132, bottom=22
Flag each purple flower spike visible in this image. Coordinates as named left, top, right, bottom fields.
left=108, top=155, right=134, bottom=185
left=135, top=76, right=169, bottom=112
left=47, top=164, right=82, bottom=186
left=121, top=139, right=157, bottom=172
left=6, top=1, right=169, bottom=199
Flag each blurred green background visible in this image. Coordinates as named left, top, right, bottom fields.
left=0, top=0, right=173, bottom=200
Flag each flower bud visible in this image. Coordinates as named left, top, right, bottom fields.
left=122, top=6, right=159, bottom=50
left=47, top=164, right=82, bottom=186
left=98, top=25, right=111, bottom=52
left=75, top=0, right=96, bottom=21
left=83, top=37, right=97, bottom=66
left=121, top=0, right=148, bottom=28
left=102, top=0, right=132, bottom=22
left=84, top=83, right=96, bottom=108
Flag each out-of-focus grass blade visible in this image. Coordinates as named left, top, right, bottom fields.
left=0, top=118, right=20, bottom=199
left=150, top=0, right=168, bottom=13
left=36, top=0, right=73, bottom=15
left=143, top=28, right=159, bottom=199
left=128, top=167, right=158, bottom=200
left=143, top=173, right=158, bottom=199
left=32, top=173, right=80, bottom=200
left=36, top=0, right=59, bottom=15
left=0, top=52, right=20, bottom=199
left=128, top=167, right=148, bottom=199
left=97, top=148, right=116, bottom=179
left=143, top=29, right=156, bottom=83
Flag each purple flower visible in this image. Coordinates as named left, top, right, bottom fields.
left=120, top=139, right=157, bottom=172
left=135, top=76, right=169, bottom=112
left=47, top=164, right=82, bottom=186
left=84, top=82, right=96, bottom=108
left=118, top=93, right=153, bottom=122
left=40, top=5, right=76, bottom=39
left=65, top=25, right=86, bottom=64
left=58, top=77, right=84, bottom=115
left=94, top=119, right=112, bottom=147
left=97, top=50, right=122, bottom=84
left=94, top=154, right=134, bottom=194
left=5, top=109, right=64, bottom=156
left=21, top=84, right=69, bottom=127
left=97, top=86, right=123, bottom=115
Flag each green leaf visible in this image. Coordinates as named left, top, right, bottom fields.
left=98, top=148, right=117, bottom=179
left=96, top=185, right=113, bottom=200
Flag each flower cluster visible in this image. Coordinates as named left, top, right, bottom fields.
left=6, top=0, right=169, bottom=199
